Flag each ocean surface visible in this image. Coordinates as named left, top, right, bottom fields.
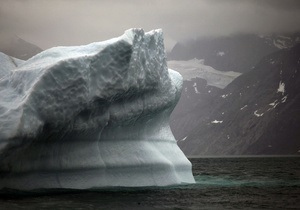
left=0, top=156, right=299, bottom=209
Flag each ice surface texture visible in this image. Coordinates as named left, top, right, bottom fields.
left=0, top=29, right=195, bottom=190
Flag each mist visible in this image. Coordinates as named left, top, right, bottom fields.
left=1, top=0, right=300, bottom=51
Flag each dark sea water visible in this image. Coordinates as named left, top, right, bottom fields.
left=1, top=156, right=299, bottom=209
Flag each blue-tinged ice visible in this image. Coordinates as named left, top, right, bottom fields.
left=0, top=29, right=195, bottom=190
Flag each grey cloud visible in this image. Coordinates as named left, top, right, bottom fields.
left=209, top=0, right=300, bottom=11
left=0, top=0, right=300, bottom=51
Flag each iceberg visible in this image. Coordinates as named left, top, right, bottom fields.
left=0, top=29, right=195, bottom=190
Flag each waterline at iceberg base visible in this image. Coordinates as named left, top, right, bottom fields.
left=0, top=28, right=195, bottom=190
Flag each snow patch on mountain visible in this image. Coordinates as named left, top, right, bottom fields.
left=254, top=110, right=264, bottom=117
left=180, top=136, right=188, bottom=142
left=269, top=100, right=280, bottom=110
left=240, top=105, right=248, bottom=110
left=273, top=36, right=294, bottom=49
left=217, top=51, right=225, bottom=56
left=221, top=93, right=232, bottom=98
left=193, top=82, right=200, bottom=94
left=211, top=120, right=223, bottom=124
left=277, top=81, right=285, bottom=95
left=282, top=95, right=288, bottom=103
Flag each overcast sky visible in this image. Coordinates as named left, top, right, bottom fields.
left=1, top=0, right=300, bottom=51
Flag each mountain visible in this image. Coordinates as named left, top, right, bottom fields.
left=172, top=44, right=300, bottom=156
left=0, top=33, right=42, bottom=60
left=170, top=77, right=222, bottom=142
left=168, top=33, right=300, bottom=73
left=168, top=59, right=241, bottom=141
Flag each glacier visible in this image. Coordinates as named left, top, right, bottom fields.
left=168, top=58, right=241, bottom=89
left=0, top=29, right=195, bottom=190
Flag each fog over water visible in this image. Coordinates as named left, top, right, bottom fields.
left=1, top=0, right=300, bottom=51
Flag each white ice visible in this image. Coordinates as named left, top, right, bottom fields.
left=0, top=28, right=195, bottom=190
left=168, top=58, right=241, bottom=89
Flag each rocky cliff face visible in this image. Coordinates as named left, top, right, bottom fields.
left=173, top=44, right=300, bottom=156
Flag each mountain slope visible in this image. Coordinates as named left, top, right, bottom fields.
left=0, top=33, right=42, bottom=60
left=169, top=33, right=300, bottom=73
left=176, top=44, right=300, bottom=156
left=170, top=77, right=222, bottom=142
left=168, top=59, right=241, bottom=141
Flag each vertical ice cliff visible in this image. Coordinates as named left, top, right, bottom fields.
left=0, top=29, right=195, bottom=190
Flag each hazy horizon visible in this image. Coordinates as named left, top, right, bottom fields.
left=1, top=0, right=300, bottom=51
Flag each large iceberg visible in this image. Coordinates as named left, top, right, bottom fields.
left=0, top=29, right=195, bottom=190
